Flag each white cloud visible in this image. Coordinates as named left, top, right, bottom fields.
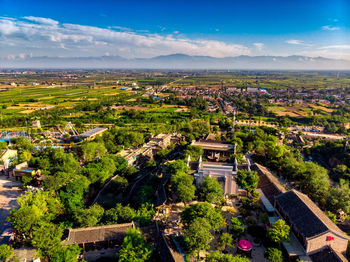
left=253, top=43, right=264, bottom=52
left=108, top=26, right=132, bottom=31
left=322, top=25, right=340, bottom=31
left=0, top=19, right=18, bottom=35
left=318, top=45, right=350, bottom=50
left=23, top=16, right=59, bottom=26
left=285, top=39, right=305, bottom=45
left=0, top=16, right=251, bottom=58
left=285, top=39, right=313, bottom=47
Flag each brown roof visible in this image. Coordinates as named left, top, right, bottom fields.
left=62, top=222, right=134, bottom=245
left=253, top=163, right=286, bottom=203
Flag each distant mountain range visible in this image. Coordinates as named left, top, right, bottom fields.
left=1, top=54, right=350, bottom=70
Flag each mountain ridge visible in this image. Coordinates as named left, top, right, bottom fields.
left=1, top=54, right=349, bottom=70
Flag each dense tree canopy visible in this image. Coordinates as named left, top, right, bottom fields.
left=206, top=251, right=250, bottom=262
left=267, top=219, right=290, bottom=244
left=198, top=176, right=224, bottom=203
left=265, top=248, right=283, bottom=262
left=236, top=170, right=259, bottom=193
left=181, top=202, right=224, bottom=231
left=117, top=228, right=153, bottom=262
left=183, top=217, right=213, bottom=255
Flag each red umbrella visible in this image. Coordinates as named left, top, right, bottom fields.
left=237, top=240, right=252, bottom=251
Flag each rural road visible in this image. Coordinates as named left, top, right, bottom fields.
left=0, top=176, right=22, bottom=244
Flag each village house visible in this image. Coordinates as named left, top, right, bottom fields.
left=12, top=162, right=40, bottom=181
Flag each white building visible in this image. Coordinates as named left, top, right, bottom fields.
left=191, top=156, right=238, bottom=195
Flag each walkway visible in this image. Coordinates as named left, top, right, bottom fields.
left=0, top=175, right=22, bottom=244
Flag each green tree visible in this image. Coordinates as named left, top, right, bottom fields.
left=325, top=211, right=337, bottom=223
left=0, top=244, right=14, bottom=261
left=31, top=222, right=63, bottom=259
left=111, top=176, right=128, bottom=192
left=18, top=150, right=32, bottom=162
left=59, top=175, right=90, bottom=214
left=73, top=204, right=104, bottom=227
left=300, top=162, right=330, bottom=204
left=175, top=173, right=196, bottom=203
left=12, top=137, right=32, bottom=151
left=81, top=142, right=107, bottom=162
left=198, top=176, right=224, bottom=203
left=181, top=202, right=224, bottom=231
left=267, top=219, right=290, bottom=244
left=265, top=247, right=283, bottom=262
left=217, top=232, right=234, bottom=251
left=117, top=228, right=153, bottom=262
left=183, top=217, right=213, bottom=257
left=0, top=141, right=7, bottom=151
left=237, top=170, right=259, bottom=193
left=190, top=119, right=210, bottom=139
left=206, top=251, right=249, bottom=262
left=184, top=145, right=204, bottom=161
left=51, top=149, right=79, bottom=174
left=326, top=179, right=350, bottom=214
left=231, top=217, right=245, bottom=238
left=10, top=191, right=64, bottom=237
left=51, top=245, right=81, bottom=262
left=266, top=143, right=287, bottom=159
left=167, top=159, right=189, bottom=175
left=44, top=171, right=74, bottom=191
left=105, top=203, right=136, bottom=224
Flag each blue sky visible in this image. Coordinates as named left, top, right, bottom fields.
left=0, top=0, right=349, bottom=59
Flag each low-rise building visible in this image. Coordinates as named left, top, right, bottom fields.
left=62, top=222, right=135, bottom=251
left=274, top=190, right=349, bottom=261
left=13, top=162, right=40, bottom=181
left=191, top=140, right=235, bottom=161
left=80, top=127, right=107, bottom=140
left=189, top=156, right=238, bottom=195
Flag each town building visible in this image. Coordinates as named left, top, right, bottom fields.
left=191, top=140, right=235, bottom=161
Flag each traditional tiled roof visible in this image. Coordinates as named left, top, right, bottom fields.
left=62, top=222, right=134, bottom=245
left=275, top=190, right=348, bottom=239
left=309, top=247, right=343, bottom=262
left=253, top=163, right=286, bottom=204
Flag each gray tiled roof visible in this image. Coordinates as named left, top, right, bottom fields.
left=275, top=190, right=347, bottom=239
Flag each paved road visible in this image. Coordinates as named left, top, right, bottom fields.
left=0, top=176, right=22, bottom=244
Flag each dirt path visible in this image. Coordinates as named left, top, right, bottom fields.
left=0, top=176, right=22, bottom=244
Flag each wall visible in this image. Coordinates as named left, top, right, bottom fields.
left=306, top=231, right=348, bottom=255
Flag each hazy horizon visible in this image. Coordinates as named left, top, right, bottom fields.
left=1, top=0, right=349, bottom=69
